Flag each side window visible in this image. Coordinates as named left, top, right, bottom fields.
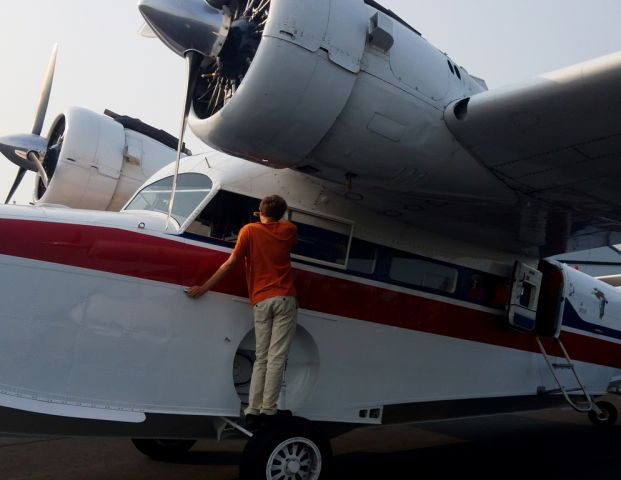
left=186, top=190, right=259, bottom=242
left=348, top=238, right=377, bottom=274
left=389, top=254, right=458, bottom=293
left=289, top=210, right=353, bottom=268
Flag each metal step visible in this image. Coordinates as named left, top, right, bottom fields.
left=213, top=416, right=254, bottom=441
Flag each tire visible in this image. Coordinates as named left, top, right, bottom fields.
left=588, top=400, right=618, bottom=427
left=239, top=417, right=332, bottom=480
left=131, top=438, right=196, bottom=460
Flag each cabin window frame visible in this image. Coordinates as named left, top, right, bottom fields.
left=287, top=208, right=355, bottom=271
left=385, top=251, right=459, bottom=294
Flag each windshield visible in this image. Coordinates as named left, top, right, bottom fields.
left=125, top=173, right=213, bottom=226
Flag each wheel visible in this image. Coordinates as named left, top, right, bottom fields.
left=588, top=400, right=618, bottom=427
left=131, top=438, right=196, bottom=460
left=239, top=417, right=332, bottom=480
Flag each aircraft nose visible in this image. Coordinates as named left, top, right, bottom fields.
left=138, top=0, right=231, bottom=58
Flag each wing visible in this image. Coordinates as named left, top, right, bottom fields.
left=444, top=51, right=621, bottom=256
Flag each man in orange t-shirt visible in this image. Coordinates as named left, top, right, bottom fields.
left=187, top=195, right=297, bottom=424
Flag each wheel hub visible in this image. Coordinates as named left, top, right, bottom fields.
left=597, top=410, right=610, bottom=421
left=286, top=458, right=301, bottom=474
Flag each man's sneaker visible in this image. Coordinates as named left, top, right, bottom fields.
left=259, top=413, right=276, bottom=427
left=244, top=413, right=261, bottom=431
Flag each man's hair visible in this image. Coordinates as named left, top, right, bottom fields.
left=260, top=195, right=288, bottom=220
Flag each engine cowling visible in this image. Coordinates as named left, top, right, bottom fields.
left=35, top=107, right=180, bottom=211
left=183, top=0, right=486, bottom=190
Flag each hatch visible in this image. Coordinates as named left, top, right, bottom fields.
left=507, top=261, right=543, bottom=332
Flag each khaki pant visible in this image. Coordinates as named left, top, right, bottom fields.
left=245, top=296, right=297, bottom=416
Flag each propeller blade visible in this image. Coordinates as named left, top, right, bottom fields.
left=166, top=51, right=202, bottom=228
left=5, top=167, right=27, bottom=204
left=28, top=151, right=49, bottom=189
left=31, top=44, right=58, bottom=136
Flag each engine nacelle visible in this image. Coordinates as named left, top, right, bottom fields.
left=35, top=107, right=181, bottom=211
left=188, top=0, right=486, bottom=190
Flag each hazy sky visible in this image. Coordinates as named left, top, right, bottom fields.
left=1, top=0, right=620, bottom=204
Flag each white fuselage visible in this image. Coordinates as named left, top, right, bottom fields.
left=0, top=152, right=619, bottom=435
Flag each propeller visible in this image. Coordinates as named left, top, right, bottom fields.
left=138, top=0, right=272, bottom=224
left=166, top=51, right=203, bottom=228
left=4, top=167, right=27, bottom=206
left=194, top=0, right=271, bottom=119
left=138, top=0, right=271, bottom=120
left=194, top=21, right=257, bottom=117
left=2, top=44, right=58, bottom=203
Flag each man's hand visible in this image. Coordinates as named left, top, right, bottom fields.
left=186, top=285, right=207, bottom=299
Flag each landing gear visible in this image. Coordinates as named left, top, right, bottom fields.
left=239, top=417, right=332, bottom=480
left=588, top=400, right=618, bottom=427
left=131, top=438, right=197, bottom=460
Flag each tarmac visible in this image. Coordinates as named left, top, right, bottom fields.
left=3, top=401, right=621, bottom=479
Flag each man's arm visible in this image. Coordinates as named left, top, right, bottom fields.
left=186, top=253, right=238, bottom=299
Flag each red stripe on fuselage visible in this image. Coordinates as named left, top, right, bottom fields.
left=0, top=218, right=247, bottom=296
left=1, top=218, right=620, bottom=369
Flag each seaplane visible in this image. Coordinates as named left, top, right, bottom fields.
left=2, top=1, right=621, bottom=478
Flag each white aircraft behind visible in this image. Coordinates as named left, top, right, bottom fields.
left=0, top=46, right=188, bottom=210
left=2, top=1, right=621, bottom=479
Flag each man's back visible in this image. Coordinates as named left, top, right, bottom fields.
left=234, top=221, right=297, bottom=305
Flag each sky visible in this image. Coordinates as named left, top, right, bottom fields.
left=0, top=0, right=620, bottom=204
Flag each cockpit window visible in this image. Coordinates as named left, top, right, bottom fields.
left=125, top=173, right=213, bottom=225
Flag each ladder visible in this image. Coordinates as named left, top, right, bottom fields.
left=535, top=336, right=601, bottom=415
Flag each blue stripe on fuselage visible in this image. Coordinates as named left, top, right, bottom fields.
left=562, top=301, right=621, bottom=340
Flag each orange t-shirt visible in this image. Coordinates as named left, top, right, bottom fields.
left=232, top=221, right=297, bottom=305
